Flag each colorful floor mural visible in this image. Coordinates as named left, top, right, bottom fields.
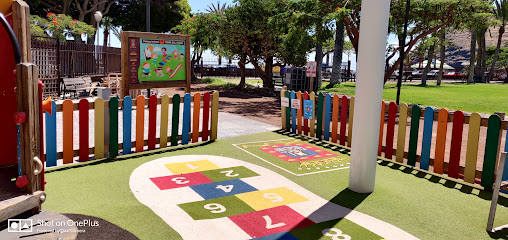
left=233, top=139, right=351, bottom=176
left=129, top=155, right=417, bottom=240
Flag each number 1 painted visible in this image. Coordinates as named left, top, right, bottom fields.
left=186, top=164, right=200, bottom=170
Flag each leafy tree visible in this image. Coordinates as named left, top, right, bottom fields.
left=220, top=0, right=309, bottom=90
left=173, top=13, right=221, bottom=81
left=30, top=12, right=95, bottom=40
left=487, top=0, right=508, bottom=82
left=113, top=0, right=190, bottom=33
left=487, top=46, right=508, bottom=76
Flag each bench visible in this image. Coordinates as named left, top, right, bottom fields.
left=61, top=77, right=94, bottom=98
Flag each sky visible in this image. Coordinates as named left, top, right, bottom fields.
left=101, top=0, right=402, bottom=70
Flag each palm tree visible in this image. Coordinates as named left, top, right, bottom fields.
left=206, top=2, right=227, bottom=65
left=101, top=16, right=121, bottom=47
left=205, top=1, right=227, bottom=14
left=487, top=0, right=508, bottom=82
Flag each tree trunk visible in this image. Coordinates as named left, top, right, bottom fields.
left=238, top=55, right=247, bottom=88
left=329, top=20, right=344, bottom=87
left=218, top=54, right=222, bottom=65
left=315, top=43, right=323, bottom=88
left=468, top=28, right=477, bottom=84
left=488, top=24, right=505, bottom=82
left=190, top=59, right=198, bottom=81
left=229, top=56, right=233, bottom=64
left=481, top=31, right=487, bottom=81
left=326, top=54, right=330, bottom=67
left=421, top=41, right=435, bottom=86
left=103, top=29, right=109, bottom=48
left=262, top=56, right=274, bottom=89
left=437, top=29, right=445, bottom=86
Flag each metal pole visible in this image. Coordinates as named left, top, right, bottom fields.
left=349, top=0, right=392, bottom=193
left=396, top=0, right=410, bottom=105
left=146, top=0, right=151, bottom=98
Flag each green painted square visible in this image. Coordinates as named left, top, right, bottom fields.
left=201, top=166, right=259, bottom=182
left=289, top=219, right=382, bottom=240
left=178, top=195, right=255, bottom=220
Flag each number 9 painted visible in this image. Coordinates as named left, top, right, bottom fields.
left=204, top=203, right=226, bottom=213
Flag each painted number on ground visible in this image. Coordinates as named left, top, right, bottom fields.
left=220, top=170, right=239, bottom=177
left=322, top=228, right=351, bottom=240
left=204, top=203, right=226, bottom=213
left=263, top=193, right=283, bottom=202
left=263, top=215, right=286, bottom=229
left=171, top=177, right=190, bottom=184
left=216, top=185, right=234, bottom=192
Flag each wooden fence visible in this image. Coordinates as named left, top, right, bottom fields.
left=44, top=92, right=219, bottom=166
left=31, top=35, right=121, bottom=97
left=281, top=89, right=508, bottom=189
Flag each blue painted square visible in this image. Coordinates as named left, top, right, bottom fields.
left=274, top=146, right=318, bottom=158
left=190, top=179, right=257, bottom=200
left=251, top=232, right=298, bottom=240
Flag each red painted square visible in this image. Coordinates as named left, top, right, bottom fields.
left=228, top=206, right=315, bottom=238
left=150, top=172, right=213, bottom=190
left=259, top=143, right=337, bottom=163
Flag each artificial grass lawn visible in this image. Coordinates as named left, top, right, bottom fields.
left=323, top=82, right=508, bottom=115
left=43, top=131, right=508, bottom=240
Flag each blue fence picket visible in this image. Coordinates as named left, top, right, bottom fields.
left=45, top=101, right=57, bottom=167
left=324, top=94, right=331, bottom=141
left=123, top=96, right=132, bottom=155
left=420, top=107, right=434, bottom=170
left=182, top=93, right=191, bottom=145
left=291, top=91, right=296, bottom=133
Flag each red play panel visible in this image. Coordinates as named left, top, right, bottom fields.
left=228, top=205, right=315, bottom=238
left=259, top=143, right=337, bottom=163
left=150, top=172, right=213, bottom=190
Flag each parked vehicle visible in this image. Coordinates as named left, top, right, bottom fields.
left=412, top=70, right=423, bottom=78
left=444, top=71, right=462, bottom=79
left=427, top=70, right=440, bottom=79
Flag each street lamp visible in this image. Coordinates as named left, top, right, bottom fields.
left=94, top=11, right=102, bottom=72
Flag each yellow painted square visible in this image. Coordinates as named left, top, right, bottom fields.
left=235, top=187, right=308, bottom=211
left=164, top=160, right=220, bottom=174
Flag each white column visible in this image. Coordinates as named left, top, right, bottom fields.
left=348, top=0, right=391, bottom=193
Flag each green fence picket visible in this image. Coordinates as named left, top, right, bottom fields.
left=407, top=105, right=421, bottom=166
left=481, top=115, right=502, bottom=189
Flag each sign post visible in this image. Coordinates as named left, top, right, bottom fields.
left=306, top=61, right=317, bottom=92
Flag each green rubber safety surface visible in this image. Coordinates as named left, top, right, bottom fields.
left=41, top=131, right=508, bottom=240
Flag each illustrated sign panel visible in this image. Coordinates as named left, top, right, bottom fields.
left=234, top=139, right=351, bottom=176
left=128, top=38, right=186, bottom=84
left=121, top=31, right=191, bottom=97
left=304, top=100, right=313, bottom=120
left=130, top=155, right=417, bottom=240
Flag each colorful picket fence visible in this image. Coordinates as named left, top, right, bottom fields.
left=281, top=89, right=508, bottom=189
left=45, top=92, right=219, bottom=167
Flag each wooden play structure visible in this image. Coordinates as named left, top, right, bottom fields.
left=281, top=88, right=508, bottom=190
left=0, top=0, right=46, bottom=223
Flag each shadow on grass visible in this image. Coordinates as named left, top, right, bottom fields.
left=274, top=129, right=508, bottom=207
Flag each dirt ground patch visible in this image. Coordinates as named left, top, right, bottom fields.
left=158, top=84, right=281, bottom=127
